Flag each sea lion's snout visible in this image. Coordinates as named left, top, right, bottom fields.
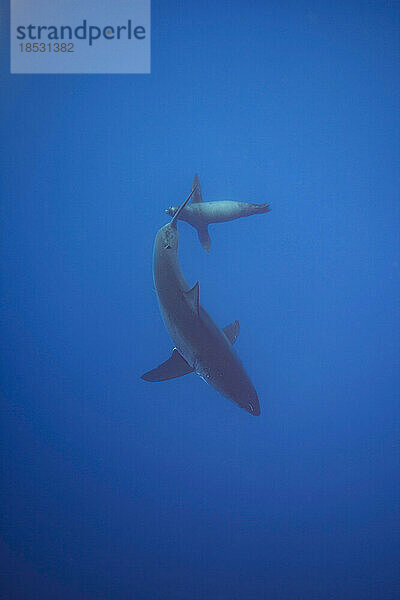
left=166, top=206, right=180, bottom=217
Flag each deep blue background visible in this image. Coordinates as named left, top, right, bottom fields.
left=1, top=1, right=399, bottom=599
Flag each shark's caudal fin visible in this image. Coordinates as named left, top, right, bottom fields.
left=196, top=226, right=211, bottom=252
left=223, top=320, right=240, bottom=344
left=191, top=174, right=202, bottom=203
left=141, top=349, right=194, bottom=382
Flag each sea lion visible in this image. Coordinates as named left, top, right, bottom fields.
left=166, top=174, right=270, bottom=251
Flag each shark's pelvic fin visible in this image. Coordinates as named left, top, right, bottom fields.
left=191, top=174, right=202, bottom=203
left=223, top=320, right=240, bottom=344
left=184, top=281, right=200, bottom=315
left=196, top=226, right=211, bottom=252
left=141, top=349, right=194, bottom=382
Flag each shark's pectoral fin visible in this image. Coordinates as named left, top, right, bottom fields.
left=184, top=282, right=200, bottom=315
left=223, top=320, right=240, bottom=344
left=196, top=226, right=211, bottom=252
left=141, top=349, right=194, bottom=382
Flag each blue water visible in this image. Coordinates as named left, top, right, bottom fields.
left=1, top=2, right=399, bottom=599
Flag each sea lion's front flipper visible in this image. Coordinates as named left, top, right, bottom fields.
left=223, top=320, right=240, bottom=344
left=191, top=174, right=202, bottom=203
left=196, top=226, right=211, bottom=252
left=141, top=349, right=194, bottom=382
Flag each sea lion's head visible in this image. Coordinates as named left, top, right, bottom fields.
left=165, top=206, right=179, bottom=217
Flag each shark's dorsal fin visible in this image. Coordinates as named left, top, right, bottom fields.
left=191, top=174, right=202, bottom=203
left=141, top=349, right=194, bottom=382
left=223, top=320, right=240, bottom=344
left=184, top=282, right=199, bottom=315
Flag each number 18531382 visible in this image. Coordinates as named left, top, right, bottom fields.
left=19, top=42, right=74, bottom=52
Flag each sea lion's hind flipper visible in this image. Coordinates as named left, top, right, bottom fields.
left=223, top=320, right=240, bottom=344
left=196, top=226, right=211, bottom=252
left=141, top=349, right=194, bottom=382
left=249, top=203, right=270, bottom=214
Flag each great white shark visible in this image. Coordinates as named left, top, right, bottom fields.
left=165, top=174, right=270, bottom=251
left=141, top=186, right=260, bottom=416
